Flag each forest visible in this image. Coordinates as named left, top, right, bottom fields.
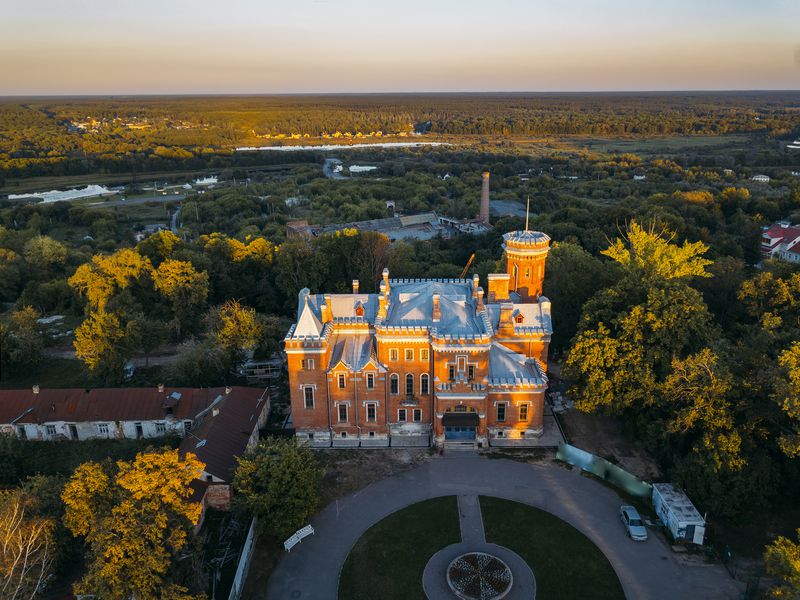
left=2, top=92, right=800, bottom=181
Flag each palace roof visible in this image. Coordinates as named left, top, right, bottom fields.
left=487, top=342, right=548, bottom=387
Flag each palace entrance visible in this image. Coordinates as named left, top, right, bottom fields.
left=442, top=406, right=479, bottom=441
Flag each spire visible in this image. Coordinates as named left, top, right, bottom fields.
left=294, top=294, right=323, bottom=337
left=525, top=196, right=530, bottom=232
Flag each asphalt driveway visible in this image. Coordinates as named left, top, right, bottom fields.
left=264, top=452, right=743, bottom=600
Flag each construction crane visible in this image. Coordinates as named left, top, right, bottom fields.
left=460, top=253, right=476, bottom=279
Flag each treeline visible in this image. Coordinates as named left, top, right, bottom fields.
left=3, top=92, right=800, bottom=179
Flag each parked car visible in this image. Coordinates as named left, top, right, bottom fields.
left=619, top=505, right=648, bottom=541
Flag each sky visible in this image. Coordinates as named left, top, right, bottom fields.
left=1, top=0, right=799, bottom=95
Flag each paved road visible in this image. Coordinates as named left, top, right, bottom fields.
left=88, top=193, right=186, bottom=208
left=264, top=453, right=743, bottom=600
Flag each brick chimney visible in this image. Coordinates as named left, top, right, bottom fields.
left=480, top=171, right=490, bottom=224
left=477, top=287, right=484, bottom=312
left=432, top=293, right=441, bottom=322
left=498, top=302, right=514, bottom=336
left=472, top=274, right=480, bottom=300
left=322, top=294, right=333, bottom=322
left=382, top=268, right=390, bottom=293
left=487, top=273, right=510, bottom=303
left=158, top=383, right=165, bottom=393
left=32, top=385, right=40, bottom=395
left=378, top=282, right=388, bottom=319
left=352, top=279, right=359, bottom=294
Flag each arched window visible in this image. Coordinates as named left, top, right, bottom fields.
left=390, top=374, right=399, bottom=395
left=420, top=373, right=430, bottom=395
left=405, top=373, right=414, bottom=396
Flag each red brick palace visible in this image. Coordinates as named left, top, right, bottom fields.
left=284, top=229, right=552, bottom=448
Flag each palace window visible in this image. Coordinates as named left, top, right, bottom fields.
left=405, top=348, right=414, bottom=361
left=366, top=373, right=375, bottom=389
left=468, top=365, right=475, bottom=381
left=497, top=430, right=504, bottom=437
left=420, top=348, right=429, bottom=361
left=413, top=408, right=422, bottom=422
left=97, top=423, right=109, bottom=436
left=405, top=373, right=414, bottom=396
left=519, top=404, right=529, bottom=421
left=457, top=356, right=466, bottom=372
left=398, top=409, right=407, bottom=422
left=448, top=365, right=455, bottom=380
left=420, top=373, right=430, bottom=395
left=341, top=431, right=347, bottom=438
left=304, top=386, right=314, bottom=408
left=497, top=403, right=506, bottom=422
left=301, top=358, right=314, bottom=370
left=389, top=348, right=399, bottom=361
left=338, top=404, right=348, bottom=422
left=366, top=403, right=377, bottom=422
left=338, top=373, right=346, bottom=389
left=390, top=374, right=399, bottom=395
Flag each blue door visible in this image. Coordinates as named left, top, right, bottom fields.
left=445, top=426, right=476, bottom=440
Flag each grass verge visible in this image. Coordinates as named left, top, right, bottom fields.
left=338, top=496, right=460, bottom=600
left=480, top=496, right=625, bottom=600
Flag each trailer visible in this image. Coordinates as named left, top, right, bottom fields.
left=652, top=483, right=706, bottom=545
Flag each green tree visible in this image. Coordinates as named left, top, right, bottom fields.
left=3, top=307, right=45, bottom=376
left=73, top=310, right=135, bottom=383
left=61, top=450, right=204, bottom=600
left=233, top=437, right=323, bottom=539
left=207, top=300, right=263, bottom=364
left=764, top=529, right=800, bottom=599
left=23, top=235, right=67, bottom=275
left=152, top=260, right=209, bottom=338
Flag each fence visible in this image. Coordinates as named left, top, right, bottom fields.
left=556, top=443, right=653, bottom=498
left=228, top=516, right=258, bottom=600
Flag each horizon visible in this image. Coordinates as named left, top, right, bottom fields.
left=3, top=0, right=799, bottom=95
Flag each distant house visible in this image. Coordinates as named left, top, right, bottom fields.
left=286, top=220, right=312, bottom=238
left=751, top=174, right=771, bottom=182
left=761, top=221, right=800, bottom=263
left=633, top=174, right=646, bottom=181
left=179, top=387, right=270, bottom=520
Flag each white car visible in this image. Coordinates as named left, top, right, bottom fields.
left=619, top=505, right=648, bottom=541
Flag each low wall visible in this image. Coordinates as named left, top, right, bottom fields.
left=228, top=516, right=258, bottom=600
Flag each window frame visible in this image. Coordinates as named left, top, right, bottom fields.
left=155, top=422, right=167, bottom=434
left=405, top=373, right=414, bottom=396
left=390, top=373, right=399, bottom=394
left=467, top=365, right=475, bottom=381
left=366, top=402, right=377, bottom=422
left=338, top=403, right=348, bottom=423
left=497, top=402, right=507, bottom=422
left=404, top=348, right=414, bottom=361
left=420, top=348, right=429, bottom=361
left=413, top=408, right=422, bottom=422
left=389, top=348, right=399, bottom=361
left=420, top=373, right=430, bottom=395
left=302, top=358, right=315, bottom=370
left=366, top=372, right=375, bottom=389
left=448, top=365, right=455, bottom=380
left=397, top=408, right=407, bottom=422
left=45, top=424, right=56, bottom=437
left=519, top=403, right=529, bottom=421
left=97, top=422, right=109, bottom=436
left=304, top=386, right=315, bottom=408
left=337, top=373, right=346, bottom=389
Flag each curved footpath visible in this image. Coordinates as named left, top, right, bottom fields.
left=265, top=453, right=744, bottom=600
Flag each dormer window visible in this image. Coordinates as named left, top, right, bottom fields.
left=355, top=302, right=365, bottom=317
left=515, top=314, right=525, bottom=324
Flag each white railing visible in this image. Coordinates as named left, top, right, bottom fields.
left=283, top=524, right=315, bottom=552
left=228, top=517, right=258, bottom=600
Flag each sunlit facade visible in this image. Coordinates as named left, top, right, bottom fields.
left=284, top=230, right=552, bottom=448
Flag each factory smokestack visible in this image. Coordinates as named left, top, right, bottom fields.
left=480, top=171, right=490, bottom=224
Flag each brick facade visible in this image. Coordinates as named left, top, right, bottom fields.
left=285, top=229, right=552, bottom=448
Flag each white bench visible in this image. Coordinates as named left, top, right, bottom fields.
left=284, top=525, right=315, bottom=552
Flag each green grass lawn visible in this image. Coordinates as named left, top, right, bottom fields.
left=480, top=496, right=625, bottom=600
left=338, top=496, right=460, bottom=600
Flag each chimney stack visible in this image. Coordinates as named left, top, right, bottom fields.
left=477, top=287, right=484, bottom=312
left=352, top=279, right=359, bottom=294
left=32, top=385, right=40, bottom=395
left=472, top=274, right=480, bottom=300
left=378, top=281, right=388, bottom=318
left=432, top=293, right=441, bottom=322
left=382, top=268, right=390, bottom=293
left=158, top=383, right=165, bottom=393
left=480, top=171, right=490, bottom=224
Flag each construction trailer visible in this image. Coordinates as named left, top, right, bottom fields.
left=652, top=483, right=706, bottom=545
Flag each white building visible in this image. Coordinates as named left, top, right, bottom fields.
left=0, top=385, right=267, bottom=442
left=761, top=222, right=800, bottom=263
left=751, top=174, right=771, bottom=182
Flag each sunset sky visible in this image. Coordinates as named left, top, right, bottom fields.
left=2, top=0, right=799, bottom=95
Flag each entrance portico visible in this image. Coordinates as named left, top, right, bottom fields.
left=442, top=410, right=480, bottom=441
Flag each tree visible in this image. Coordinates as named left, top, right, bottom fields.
left=137, top=230, right=184, bottom=265
left=776, top=343, right=800, bottom=458
left=0, top=490, right=56, bottom=600
left=3, top=307, right=45, bottom=375
left=73, top=310, right=135, bottom=383
left=61, top=450, right=204, bottom=600
left=69, top=248, right=153, bottom=312
left=22, top=236, right=67, bottom=275
left=207, top=300, right=263, bottom=363
left=602, top=220, right=712, bottom=283
left=764, top=530, right=800, bottom=599
left=233, top=437, right=323, bottom=539
left=152, top=260, right=209, bottom=338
